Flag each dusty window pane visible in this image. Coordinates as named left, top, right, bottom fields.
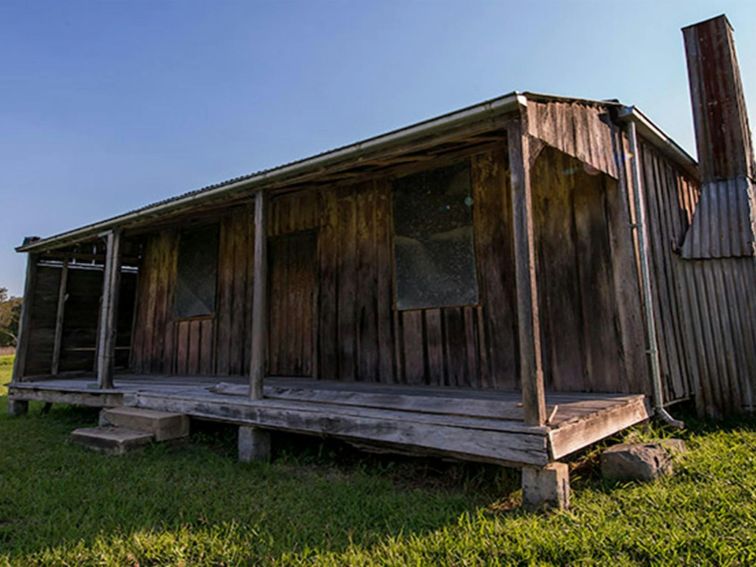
left=393, top=161, right=479, bottom=310
left=174, top=224, right=219, bottom=318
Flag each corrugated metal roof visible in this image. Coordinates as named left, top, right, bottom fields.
left=17, top=90, right=698, bottom=253
left=681, top=177, right=756, bottom=258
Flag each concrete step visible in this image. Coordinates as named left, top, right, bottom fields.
left=70, top=426, right=154, bottom=456
left=99, top=407, right=190, bottom=441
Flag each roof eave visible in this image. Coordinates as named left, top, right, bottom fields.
left=18, top=92, right=525, bottom=253
left=18, top=93, right=700, bottom=254
left=617, top=106, right=700, bottom=180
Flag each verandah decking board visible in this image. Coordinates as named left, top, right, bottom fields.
left=134, top=390, right=550, bottom=467
left=209, top=381, right=636, bottom=425
left=8, top=375, right=650, bottom=466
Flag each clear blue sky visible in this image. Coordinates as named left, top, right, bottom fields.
left=2, top=0, right=755, bottom=295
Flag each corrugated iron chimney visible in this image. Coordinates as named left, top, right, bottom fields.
left=681, top=14, right=756, bottom=258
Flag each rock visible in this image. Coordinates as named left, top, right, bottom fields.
left=601, top=442, right=674, bottom=482
left=658, top=438, right=687, bottom=456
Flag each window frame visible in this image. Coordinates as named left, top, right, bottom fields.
left=172, top=222, right=221, bottom=321
left=390, top=159, right=481, bottom=312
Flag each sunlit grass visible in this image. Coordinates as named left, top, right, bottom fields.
left=0, top=354, right=12, bottom=395
left=0, top=353, right=753, bottom=566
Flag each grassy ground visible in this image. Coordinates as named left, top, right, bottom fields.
left=0, top=354, right=754, bottom=566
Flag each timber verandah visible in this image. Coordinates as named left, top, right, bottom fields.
left=8, top=375, right=650, bottom=467
left=9, top=92, right=699, bottom=472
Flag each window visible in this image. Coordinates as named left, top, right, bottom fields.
left=173, top=224, right=219, bottom=318
left=392, top=161, right=479, bottom=310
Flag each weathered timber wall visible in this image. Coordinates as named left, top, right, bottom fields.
left=59, top=269, right=100, bottom=372
left=130, top=143, right=646, bottom=393
left=316, top=151, right=519, bottom=388
left=21, top=264, right=136, bottom=377
left=269, top=230, right=317, bottom=377
left=131, top=198, right=319, bottom=376
left=526, top=99, right=619, bottom=179
left=639, top=140, right=756, bottom=415
left=24, top=266, right=60, bottom=376
left=532, top=147, right=648, bottom=394
left=132, top=227, right=219, bottom=375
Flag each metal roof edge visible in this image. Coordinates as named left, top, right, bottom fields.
left=522, top=91, right=623, bottom=107
left=18, top=92, right=524, bottom=253
left=617, top=106, right=700, bottom=180
left=18, top=93, right=700, bottom=253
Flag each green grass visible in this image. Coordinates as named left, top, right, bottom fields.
left=0, top=355, right=12, bottom=396
left=1, top=353, right=754, bottom=565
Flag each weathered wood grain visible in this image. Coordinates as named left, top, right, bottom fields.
left=526, top=99, right=618, bottom=178
left=96, top=229, right=122, bottom=389
left=11, top=253, right=39, bottom=382
left=249, top=191, right=268, bottom=399
left=12, top=373, right=651, bottom=464
left=50, top=261, right=69, bottom=376
left=8, top=385, right=125, bottom=408
left=549, top=396, right=650, bottom=459
left=531, top=149, right=583, bottom=391
left=606, top=130, right=649, bottom=395
left=134, top=391, right=550, bottom=466
left=59, top=268, right=112, bottom=373
left=471, top=148, right=517, bottom=389
left=508, top=118, right=547, bottom=425
left=318, top=188, right=339, bottom=380
left=268, top=231, right=317, bottom=376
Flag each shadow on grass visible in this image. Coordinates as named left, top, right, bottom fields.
left=0, top=393, right=520, bottom=563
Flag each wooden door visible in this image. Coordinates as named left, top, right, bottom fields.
left=268, top=230, right=317, bottom=377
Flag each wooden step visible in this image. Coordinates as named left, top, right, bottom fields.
left=70, top=427, right=154, bottom=455
left=99, top=407, right=189, bottom=441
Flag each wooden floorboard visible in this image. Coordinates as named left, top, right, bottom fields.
left=549, top=396, right=652, bottom=459
left=7, top=386, right=125, bottom=408
left=9, top=373, right=649, bottom=466
left=134, top=391, right=551, bottom=467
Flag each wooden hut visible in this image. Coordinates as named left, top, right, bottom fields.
left=7, top=15, right=754, bottom=508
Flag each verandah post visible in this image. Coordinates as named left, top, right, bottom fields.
left=9, top=251, right=38, bottom=414
left=507, top=114, right=547, bottom=426
left=11, top=251, right=38, bottom=385
left=51, top=259, right=69, bottom=376
left=249, top=189, right=268, bottom=400
left=241, top=189, right=271, bottom=462
left=96, top=228, right=122, bottom=389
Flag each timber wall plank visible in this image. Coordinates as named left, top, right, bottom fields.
left=639, top=140, right=756, bottom=415
left=531, top=147, right=637, bottom=393
left=24, top=264, right=136, bottom=376
left=526, top=100, right=618, bottom=178
left=129, top=139, right=646, bottom=395
left=24, top=266, right=60, bottom=376
left=58, top=269, right=100, bottom=372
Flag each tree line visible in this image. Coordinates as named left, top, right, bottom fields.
left=0, top=288, right=22, bottom=347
